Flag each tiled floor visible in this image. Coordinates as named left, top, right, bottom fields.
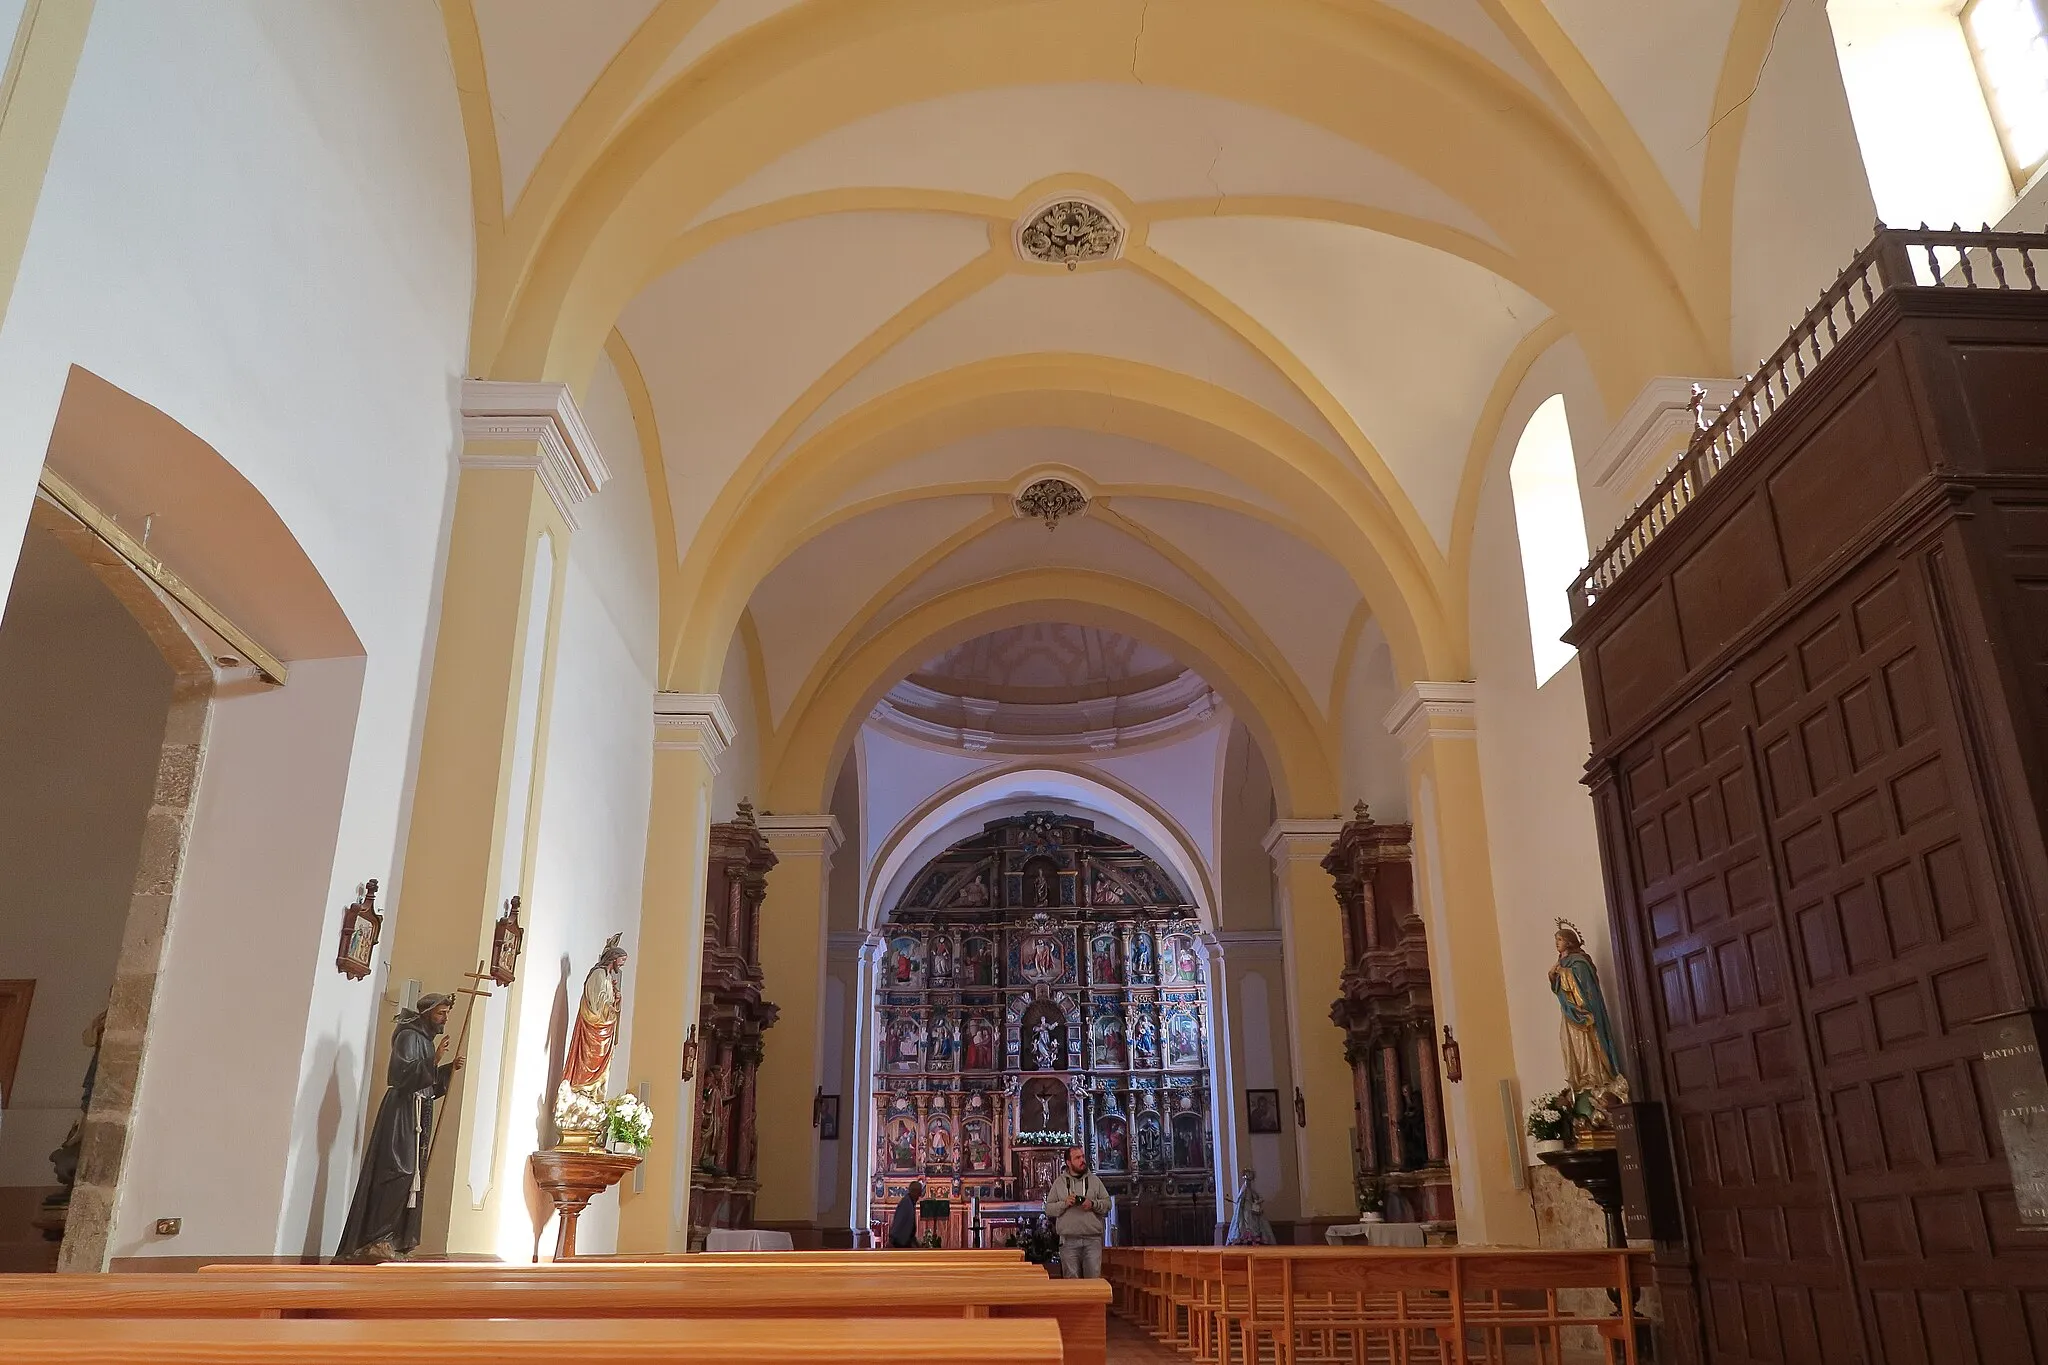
left=1105, top=1313, right=1188, bottom=1363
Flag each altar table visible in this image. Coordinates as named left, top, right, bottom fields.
left=704, top=1228, right=797, bottom=1251
left=1323, top=1221, right=1427, bottom=1247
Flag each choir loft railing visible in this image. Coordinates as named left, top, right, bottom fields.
left=1569, top=224, right=2048, bottom=619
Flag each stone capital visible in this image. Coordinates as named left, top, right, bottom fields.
left=652, top=692, right=736, bottom=768
left=1262, top=818, right=1343, bottom=867
left=460, top=380, right=611, bottom=529
left=1588, top=375, right=1740, bottom=502
left=756, top=812, right=846, bottom=861
left=1382, top=682, right=1477, bottom=763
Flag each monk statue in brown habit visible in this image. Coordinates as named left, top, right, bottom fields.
left=335, top=994, right=460, bottom=1262
left=554, top=935, right=628, bottom=1150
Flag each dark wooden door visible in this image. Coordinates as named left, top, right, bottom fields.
left=1621, top=672, right=1863, bottom=1363
left=1619, top=553, right=2048, bottom=1363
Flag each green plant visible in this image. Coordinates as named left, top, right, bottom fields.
left=1356, top=1174, right=1387, bottom=1214
left=1525, top=1088, right=1574, bottom=1143
left=917, top=1231, right=943, bottom=1249
left=603, top=1092, right=653, bottom=1152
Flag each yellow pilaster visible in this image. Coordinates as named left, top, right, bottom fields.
left=1386, top=683, right=1538, bottom=1246
left=0, top=0, right=96, bottom=330
left=1264, top=818, right=1352, bottom=1232
left=384, top=382, right=606, bottom=1254
left=750, top=813, right=843, bottom=1240
left=616, top=694, right=731, bottom=1252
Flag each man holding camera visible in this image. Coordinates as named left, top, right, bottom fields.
left=1042, top=1144, right=1111, bottom=1278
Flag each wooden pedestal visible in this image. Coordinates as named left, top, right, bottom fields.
left=527, top=1150, right=639, bottom=1261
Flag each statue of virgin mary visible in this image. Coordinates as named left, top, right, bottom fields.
left=1549, top=919, right=1628, bottom=1108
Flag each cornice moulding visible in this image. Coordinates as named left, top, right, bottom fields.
left=460, top=380, right=611, bottom=530
left=756, top=812, right=847, bottom=858
left=1589, top=375, right=1740, bottom=496
left=1262, top=818, right=1344, bottom=861
left=1383, top=681, right=1477, bottom=762
left=652, top=691, right=736, bottom=767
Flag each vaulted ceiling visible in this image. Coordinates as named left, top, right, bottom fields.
left=451, top=0, right=1780, bottom=813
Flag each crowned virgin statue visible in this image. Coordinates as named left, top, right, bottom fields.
left=554, top=934, right=628, bottom=1150
left=1549, top=920, right=1628, bottom=1118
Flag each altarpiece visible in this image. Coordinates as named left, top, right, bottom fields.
left=870, top=811, right=1217, bottom=1245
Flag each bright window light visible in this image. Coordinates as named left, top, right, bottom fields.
left=1966, top=0, right=2048, bottom=181
left=1508, top=395, right=1588, bottom=687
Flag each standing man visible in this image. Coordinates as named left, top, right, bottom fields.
left=1043, top=1144, right=1111, bottom=1278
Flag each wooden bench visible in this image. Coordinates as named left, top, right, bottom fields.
left=0, top=1315, right=1062, bottom=1364
left=0, top=1267, right=1109, bottom=1365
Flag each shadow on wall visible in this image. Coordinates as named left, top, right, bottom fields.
left=522, top=955, right=574, bottom=1253
left=292, top=1045, right=359, bottom=1261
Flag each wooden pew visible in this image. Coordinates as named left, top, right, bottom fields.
left=0, top=1267, right=1109, bottom=1365
left=0, top=1315, right=1063, bottom=1364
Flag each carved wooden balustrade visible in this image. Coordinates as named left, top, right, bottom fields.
left=1572, top=225, right=2048, bottom=614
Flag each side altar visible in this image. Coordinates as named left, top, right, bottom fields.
left=688, top=803, right=780, bottom=1248
left=1323, top=803, right=1453, bottom=1226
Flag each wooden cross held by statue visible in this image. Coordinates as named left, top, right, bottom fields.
left=423, top=959, right=493, bottom=1171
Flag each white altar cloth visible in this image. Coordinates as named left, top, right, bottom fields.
left=704, top=1228, right=796, bottom=1251
left=1323, top=1221, right=1428, bottom=1247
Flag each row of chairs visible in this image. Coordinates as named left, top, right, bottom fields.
left=1104, top=1246, right=1647, bottom=1365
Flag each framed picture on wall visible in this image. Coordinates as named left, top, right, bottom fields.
left=1245, top=1088, right=1282, bottom=1134
left=816, top=1093, right=840, bottom=1140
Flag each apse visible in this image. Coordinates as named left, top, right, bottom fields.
left=866, top=809, right=1220, bottom=1248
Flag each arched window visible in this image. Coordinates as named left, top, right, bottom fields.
left=1829, top=0, right=2042, bottom=231
left=1965, top=0, right=2048, bottom=182
left=1508, top=395, right=1587, bottom=686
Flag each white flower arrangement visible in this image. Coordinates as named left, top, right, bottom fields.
left=604, top=1092, right=654, bottom=1152
left=1525, top=1087, right=1575, bottom=1143
left=554, top=1082, right=606, bottom=1133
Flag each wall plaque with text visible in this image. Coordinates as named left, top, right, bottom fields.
left=1981, top=1009, right=2048, bottom=1228
left=1612, top=1101, right=1683, bottom=1243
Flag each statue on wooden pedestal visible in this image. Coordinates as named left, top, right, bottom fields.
left=335, top=994, right=459, bottom=1263
left=555, top=935, right=628, bottom=1150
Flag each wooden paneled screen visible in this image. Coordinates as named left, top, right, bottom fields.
left=1565, top=230, right=2048, bottom=1365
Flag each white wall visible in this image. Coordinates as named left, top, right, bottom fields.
left=481, top=355, right=659, bottom=1261
left=1217, top=722, right=1277, bottom=932
left=1465, top=343, right=1622, bottom=1155
left=0, top=529, right=170, bottom=1190
left=1727, top=0, right=1879, bottom=368
left=0, top=1, right=475, bottom=1260
left=1339, top=619, right=1409, bottom=823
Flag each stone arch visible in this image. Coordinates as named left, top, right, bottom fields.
left=11, top=368, right=362, bottom=1269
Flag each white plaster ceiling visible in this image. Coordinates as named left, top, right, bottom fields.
left=688, top=85, right=1509, bottom=246
left=1112, top=498, right=1361, bottom=709
left=615, top=211, right=990, bottom=552
left=853, top=515, right=1250, bottom=659
left=821, top=430, right=1299, bottom=527
left=471, top=0, right=658, bottom=212
left=748, top=494, right=993, bottom=726
left=779, top=268, right=1351, bottom=465
left=1543, top=0, right=1743, bottom=223
left=1148, top=216, right=1550, bottom=551
left=912, top=625, right=1182, bottom=700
